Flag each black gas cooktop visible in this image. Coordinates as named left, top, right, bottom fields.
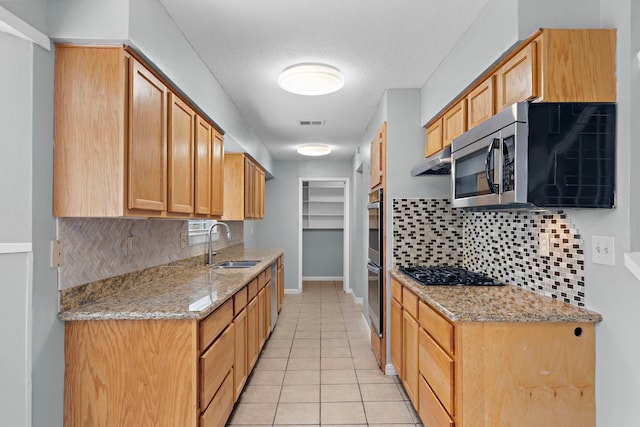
left=399, top=265, right=504, bottom=286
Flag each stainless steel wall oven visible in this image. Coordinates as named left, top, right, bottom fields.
left=367, top=188, right=383, bottom=337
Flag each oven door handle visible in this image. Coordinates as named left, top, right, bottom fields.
left=367, top=261, right=381, bottom=273
left=367, top=201, right=380, bottom=210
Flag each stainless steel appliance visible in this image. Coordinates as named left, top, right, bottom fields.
left=451, top=102, right=616, bottom=209
left=367, top=189, right=383, bottom=336
left=399, top=265, right=503, bottom=286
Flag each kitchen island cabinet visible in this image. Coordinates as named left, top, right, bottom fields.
left=61, top=249, right=283, bottom=427
left=390, top=272, right=602, bottom=427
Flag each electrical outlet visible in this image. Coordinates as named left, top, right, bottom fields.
left=124, top=236, right=134, bottom=256
left=180, top=232, right=188, bottom=249
left=51, top=240, right=65, bottom=267
left=538, top=232, right=550, bottom=257
left=592, top=235, right=615, bottom=266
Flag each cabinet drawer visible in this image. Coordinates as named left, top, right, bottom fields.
left=200, top=299, right=233, bottom=352
left=248, top=278, right=258, bottom=300
left=391, top=278, right=402, bottom=302
left=419, top=328, right=454, bottom=415
left=467, top=76, right=495, bottom=129
left=418, top=375, right=454, bottom=427
left=419, top=301, right=454, bottom=355
left=403, top=288, right=418, bottom=319
left=200, top=368, right=234, bottom=427
left=497, top=41, right=538, bottom=111
left=442, top=99, right=467, bottom=148
left=234, top=287, right=248, bottom=316
left=200, top=324, right=234, bottom=409
left=265, top=265, right=272, bottom=282
left=258, top=269, right=266, bottom=289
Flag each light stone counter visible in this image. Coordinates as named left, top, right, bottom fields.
left=391, top=269, right=602, bottom=323
left=59, top=248, right=283, bottom=321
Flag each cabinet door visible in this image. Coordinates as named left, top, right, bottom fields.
left=402, top=310, right=419, bottom=407
left=247, top=296, right=259, bottom=370
left=195, top=117, right=212, bottom=215
left=442, top=99, right=467, bottom=149
left=467, top=76, right=495, bottom=130
left=233, top=308, right=247, bottom=402
left=265, top=281, right=272, bottom=337
left=497, top=41, right=538, bottom=111
left=418, top=375, right=454, bottom=427
left=390, top=297, right=403, bottom=378
left=256, top=167, right=265, bottom=219
left=258, top=287, right=266, bottom=350
left=210, top=131, right=224, bottom=216
left=244, top=157, right=255, bottom=219
left=369, top=122, right=385, bottom=189
left=128, top=59, right=168, bottom=211
left=277, top=263, right=284, bottom=312
left=425, top=118, right=443, bottom=157
left=168, top=94, right=195, bottom=214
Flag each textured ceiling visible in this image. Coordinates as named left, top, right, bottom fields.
left=159, top=0, right=489, bottom=160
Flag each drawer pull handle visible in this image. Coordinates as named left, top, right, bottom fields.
left=574, top=327, right=583, bottom=337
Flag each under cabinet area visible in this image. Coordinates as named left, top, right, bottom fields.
left=54, top=45, right=224, bottom=219
left=63, top=259, right=280, bottom=427
left=390, top=276, right=598, bottom=427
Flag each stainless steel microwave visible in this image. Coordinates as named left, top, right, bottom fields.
left=450, top=102, right=616, bottom=209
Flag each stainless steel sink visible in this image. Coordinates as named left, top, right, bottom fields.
left=211, top=260, right=260, bottom=269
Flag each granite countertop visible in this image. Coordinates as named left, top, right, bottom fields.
left=391, top=269, right=602, bottom=323
left=59, top=248, right=283, bottom=321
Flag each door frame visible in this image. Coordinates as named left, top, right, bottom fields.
left=298, top=177, right=350, bottom=293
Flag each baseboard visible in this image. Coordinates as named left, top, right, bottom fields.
left=385, top=363, right=398, bottom=376
left=345, top=288, right=363, bottom=305
left=302, top=276, right=344, bottom=281
left=284, top=289, right=301, bottom=295
left=361, top=313, right=371, bottom=340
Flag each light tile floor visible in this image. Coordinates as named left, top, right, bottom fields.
left=228, top=280, right=423, bottom=426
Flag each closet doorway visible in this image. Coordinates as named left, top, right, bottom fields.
left=298, top=178, right=350, bottom=293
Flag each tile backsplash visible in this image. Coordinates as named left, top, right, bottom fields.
left=57, top=218, right=243, bottom=289
left=392, top=199, right=586, bottom=307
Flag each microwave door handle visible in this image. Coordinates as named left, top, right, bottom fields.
left=485, top=138, right=499, bottom=194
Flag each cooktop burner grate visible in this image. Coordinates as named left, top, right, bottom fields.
left=399, top=265, right=503, bottom=286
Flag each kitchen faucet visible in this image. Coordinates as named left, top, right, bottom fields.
left=207, top=222, right=232, bottom=265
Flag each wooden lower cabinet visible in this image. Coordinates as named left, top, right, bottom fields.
left=392, top=278, right=596, bottom=427
left=390, top=296, right=403, bottom=377
left=64, top=263, right=280, bottom=427
left=276, top=257, right=284, bottom=312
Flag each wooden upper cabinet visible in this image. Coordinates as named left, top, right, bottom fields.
left=467, top=76, right=495, bottom=129
left=442, top=99, right=467, bottom=149
left=211, top=131, right=225, bottom=217
left=425, top=117, right=443, bottom=158
left=496, top=41, right=538, bottom=112
left=54, top=45, right=225, bottom=219
left=128, top=59, right=168, bottom=212
left=222, top=153, right=264, bottom=220
left=195, top=117, right=212, bottom=215
left=168, top=94, right=195, bottom=214
left=370, top=121, right=386, bottom=190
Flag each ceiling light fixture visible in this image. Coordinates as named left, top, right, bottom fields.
left=296, top=144, right=332, bottom=156
left=278, top=63, right=344, bottom=96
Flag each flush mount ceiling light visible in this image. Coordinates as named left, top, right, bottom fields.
left=296, top=144, right=332, bottom=156
left=278, top=63, right=344, bottom=96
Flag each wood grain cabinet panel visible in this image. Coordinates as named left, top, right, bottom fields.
left=200, top=323, right=234, bottom=410
left=233, top=307, right=248, bottom=402
left=168, top=94, right=195, bottom=214
left=390, top=296, right=403, bottom=378
left=247, top=296, right=259, bottom=370
left=211, top=131, right=225, bottom=216
left=467, top=76, right=495, bottom=130
left=442, top=99, right=467, bottom=149
left=277, top=257, right=284, bottom=312
left=418, top=375, right=455, bottom=427
left=425, top=118, right=443, bottom=157
left=418, top=300, right=454, bottom=355
left=200, top=370, right=234, bottom=427
left=195, top=117, right=213, bottom=215
left=222, top=153, right=265, bottom=220
left=402, top=309, right=419, bottom=407
left=418, top=328, right=454, bottom=415
left=369, top=122, right=386, bottom=190
left=497, top=41, right=538, bottom=112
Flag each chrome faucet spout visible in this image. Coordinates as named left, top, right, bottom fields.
left=207, top=222, right=232, bottom=265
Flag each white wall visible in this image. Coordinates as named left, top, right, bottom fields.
left=0, top=32, right=34, bottom=427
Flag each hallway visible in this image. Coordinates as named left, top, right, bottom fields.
left=228, top=280, right=422, bottom=426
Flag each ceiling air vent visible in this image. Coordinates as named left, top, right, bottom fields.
left=299, top=120, right=325, bottom=126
